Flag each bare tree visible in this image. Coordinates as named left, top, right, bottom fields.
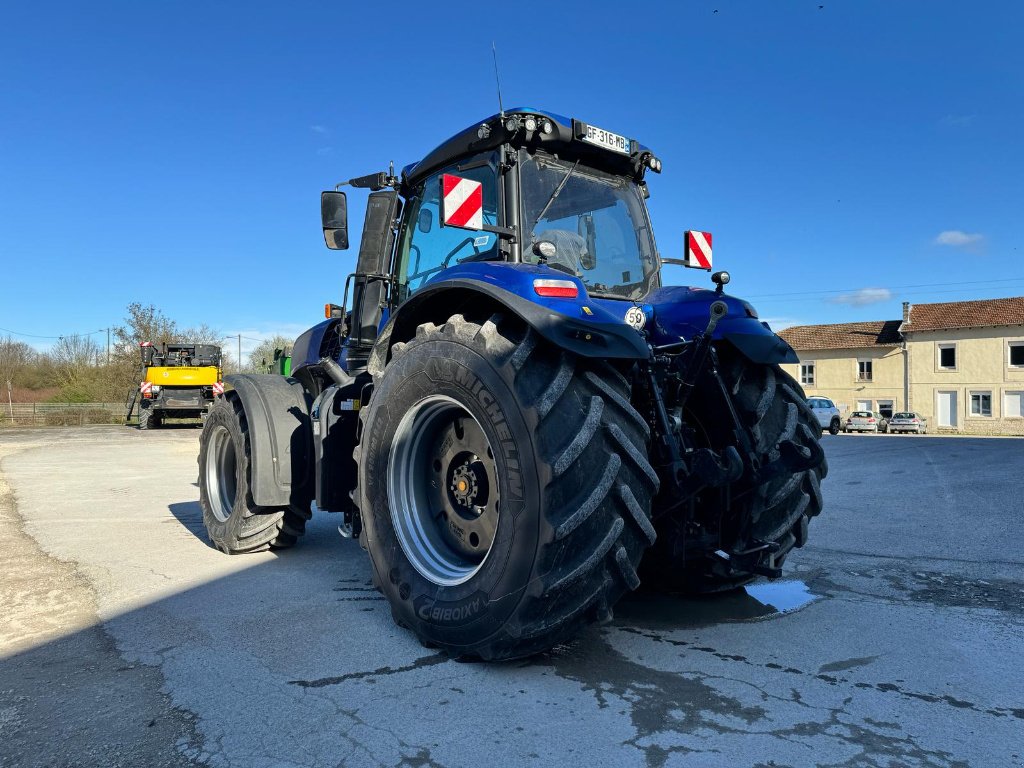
left=0, top=336, right=34, bottom=390
left=50, top=334, right=103, bottom=401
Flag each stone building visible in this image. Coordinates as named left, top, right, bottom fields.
left=779, top=296, right=1024, bottom=435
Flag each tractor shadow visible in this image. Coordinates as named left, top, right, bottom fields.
left=167, top=501, right=209, bottom=544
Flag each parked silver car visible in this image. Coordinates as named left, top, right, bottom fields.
left=807, top=396, right=842, bottom=435
left=844, top=411, right=888, bottom=433
left=888, top=411, right=928, bottom=434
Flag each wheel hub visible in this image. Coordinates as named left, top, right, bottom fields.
left=387, top=396, right=500, bottom=586
left=448, top=458, right=486, bottom=510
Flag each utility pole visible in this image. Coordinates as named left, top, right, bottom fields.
left=238, top=334, right=242, bottom=374
left=106, top=327, right=111, bottom=365
left=6, top=380, right=12, bottom=419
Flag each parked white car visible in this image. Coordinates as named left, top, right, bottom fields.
left=888, top=411, right=928, bottom=434
left=807, top=396, right=842, bottom=435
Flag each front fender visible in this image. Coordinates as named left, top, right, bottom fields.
left=223, top=374, right=314, bottom=507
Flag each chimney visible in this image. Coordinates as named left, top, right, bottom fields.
left=902, top=301, right=911, bottom=324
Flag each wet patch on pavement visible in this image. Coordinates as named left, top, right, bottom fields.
left=616, top=579, right=821, bottom=632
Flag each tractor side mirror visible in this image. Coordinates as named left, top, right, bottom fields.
left=321, top=191, right=349, bottom=250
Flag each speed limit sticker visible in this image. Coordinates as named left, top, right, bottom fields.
left=625, top=306, right=646, bottom=330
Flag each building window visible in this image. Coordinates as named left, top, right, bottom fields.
left=1005, top=391, right=1024, bottom=419
left=857, top=360, right=873, bottom=381
left=938, top=344, right=957, bottom=370
left=970, top=391, right=992, bottom=417
left=1009, top=342, right=1024, bottom=368
left=800, top=362, right=815, bottom=385
left=877, top=400, right=894, bottom=419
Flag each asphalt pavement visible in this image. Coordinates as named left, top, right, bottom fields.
left=1, top=427, right=1021, bottom=767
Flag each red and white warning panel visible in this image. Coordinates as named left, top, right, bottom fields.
left=684, top=230, right=713, bottom=270
left=140, top=381, right=153, bottom=398
left=441, top=174, right=483, bottom=230
left=213, top=381, right=225, bottom=396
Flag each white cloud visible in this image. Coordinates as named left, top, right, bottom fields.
left=934, top=230, right=984, bottom=248
left=310, top=124, right=329, bottom=134
left=829, top=288, right=892, bottom=307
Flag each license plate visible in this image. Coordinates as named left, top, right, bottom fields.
left=582, top=123, right=631, bottom=154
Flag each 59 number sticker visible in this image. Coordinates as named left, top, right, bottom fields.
left=625, top=306, right=646, bottom=330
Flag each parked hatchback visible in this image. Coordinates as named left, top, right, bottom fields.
left=845, top=411, right=888, bottom=433
left=888, top=411, right=928, bottom=434
left=807, top=396, right=842, bottom=435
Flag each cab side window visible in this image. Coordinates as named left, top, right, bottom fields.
left=396, top=156, right=499, bottom=298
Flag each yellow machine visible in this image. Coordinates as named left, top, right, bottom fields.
left=134, top=342, right=223, bottom=429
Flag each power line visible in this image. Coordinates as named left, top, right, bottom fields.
left=0, top=325, right=107, bottom=340
left=743, top=276, right=1024, bottom=300
left=754, top=283, right=1024, bottom=305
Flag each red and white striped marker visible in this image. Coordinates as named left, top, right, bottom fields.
left=140, top=381, right=152, bottom=396
left=685, top=230, right=713, bottom=270
left=441, top=174, right=483, bottom=230
left=212, top=382, right=225, bottom=396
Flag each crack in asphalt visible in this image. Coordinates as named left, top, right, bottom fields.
left=287, top=653, right=449, bottom=689
left=618, top=626, right=1024, bottom=721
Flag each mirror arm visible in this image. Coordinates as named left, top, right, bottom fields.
left=336, top=162, right=400, bottom=192
left=481, top=223, right=516, bottom=242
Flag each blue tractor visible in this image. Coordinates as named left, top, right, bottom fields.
left=198, top=110, right=826, bottom=660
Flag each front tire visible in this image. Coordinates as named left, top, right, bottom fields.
left=828, top=418, right=840, bottom=435
left=198, top=395, right=310, bottom=553
left=138, top=405, right=157, bottom=430
left=356, top=314, right=658, bottom=660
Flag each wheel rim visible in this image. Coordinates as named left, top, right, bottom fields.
left=205, top=424, right=237, bottom=523
left=388, top=395, right=500, bottom=586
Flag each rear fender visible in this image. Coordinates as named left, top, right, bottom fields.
left=369, top=274, right=649, bottom=376
left=646, top=286, right=798, bottom=366
left=720, top=323, right=799, bottom=365
left=223, top=374, right=314, bottom=507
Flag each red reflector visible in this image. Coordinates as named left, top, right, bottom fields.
left=533, top=279, right=578, bottom=298
left=868, top=418, right=875, bottom=422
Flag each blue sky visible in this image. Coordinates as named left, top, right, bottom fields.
left=2, top=1, right=1022, bottom=355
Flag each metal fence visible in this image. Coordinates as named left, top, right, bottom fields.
left=1, top=402, right=128, bottom=427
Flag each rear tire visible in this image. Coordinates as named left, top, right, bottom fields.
left=644, top=350, right=826, bottom=594
left=138, top=405, right=155, bottom=430
left=828, top=418, right=840, bottom=435
left=198, top=395, right=310, bottom=553
left=356, top=313, right=658, bottom=660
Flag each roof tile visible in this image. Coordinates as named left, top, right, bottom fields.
left=902, top=296, right=1024, bottom=332
left=779, top=320, right=903, bottom=350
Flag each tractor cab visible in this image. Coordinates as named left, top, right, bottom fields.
left=306, top=110, right=685, bottom=385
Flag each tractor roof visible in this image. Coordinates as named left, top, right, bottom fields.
left=401, top=108, right=655, bottom=193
